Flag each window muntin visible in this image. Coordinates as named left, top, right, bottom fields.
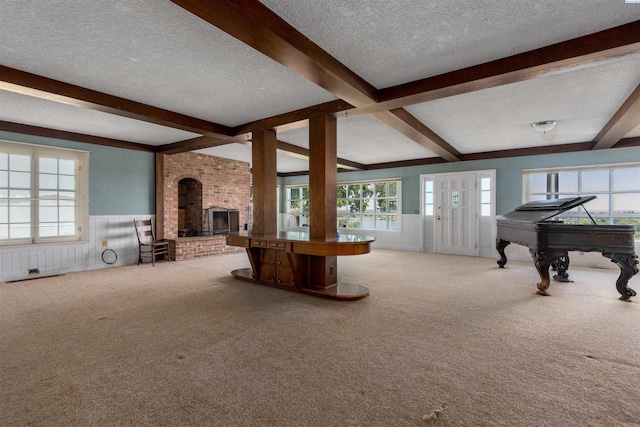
left=424, top=179, right=434, bottom=216
left=288, top=179, right=400, bottom=231
left=0, top=141, right=89, bottom=245
left=286, top=186, right=309, bottom=227
left=613, top=168, right=640, bottom=192
left=337, top=180, right=398, bottom=231
left=38, top=157, right=77, bottom=238
left=1, top=153, right=32, bottom=242
left=480, top=177, right=491, bottom=217
left=525, top=164, right=640, bottom=241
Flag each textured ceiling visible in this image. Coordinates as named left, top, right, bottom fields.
left=278, top=115, right=437, bottom=162
left=406, top=53, right=640, bottom=154
left=0, top=90, right=199, bottom=145
left=261, top=0, right=639, bottom=88
left=0, top=0, right=335, bottom=127
left=1, top=1, right=639, bottom=173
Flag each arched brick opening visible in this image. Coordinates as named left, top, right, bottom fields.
left=178, top=177, right=202, bottom=237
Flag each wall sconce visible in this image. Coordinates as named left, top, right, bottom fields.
left=532, top=120, right=557, bottom=133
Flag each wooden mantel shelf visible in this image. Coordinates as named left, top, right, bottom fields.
left=226, top=231, right=375, bottom=300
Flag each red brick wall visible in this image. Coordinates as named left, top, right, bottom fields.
left=161, top=152, right=251, bottom=259
left=169, top=236, right=244, bottom=260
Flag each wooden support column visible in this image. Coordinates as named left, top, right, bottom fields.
left=155, top=153, right=165, bottom=239
left=252, top=129, right=278, bottom=236
left=309, top=115, right=337, bottom=241
left=227, top=117, right=370, bottom=300
left=308, top=115, right=338, bottom=289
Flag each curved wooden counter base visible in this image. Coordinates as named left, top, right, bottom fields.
left=226, top=232, right=375, bottom=301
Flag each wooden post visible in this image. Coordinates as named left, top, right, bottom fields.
left=155, top=153, right=165, bottom=239
left=251, top=129, right=278, bottom=236
left=309, top=115, right=337, bottom=241
left=308, top=115, right=338, bottom=288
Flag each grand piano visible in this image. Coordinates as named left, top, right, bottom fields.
left=496, top=196, right=638, bottom=301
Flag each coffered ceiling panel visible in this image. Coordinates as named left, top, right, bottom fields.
left=261, top=0, right=640, bottom=89
left=405, top=53, right=640, bottom=154
left=0, top=0, right=335, bottom=127
left=278, top=114, right=437, bottom=164
left=0, top=90, right=199, bottom=145
left=196, top=142, right=310, bottom=174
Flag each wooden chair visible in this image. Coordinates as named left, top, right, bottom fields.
left=133, top=219, right=171, bottom=266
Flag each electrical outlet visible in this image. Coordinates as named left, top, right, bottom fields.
left=102, top=240, right=108, bottom=247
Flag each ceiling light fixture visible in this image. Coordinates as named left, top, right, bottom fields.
left=532, top=120, right=557, bottom=133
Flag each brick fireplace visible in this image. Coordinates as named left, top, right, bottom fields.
left=160, top=152, right=251, bottom=260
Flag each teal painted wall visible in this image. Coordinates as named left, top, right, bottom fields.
left=282, top=146, right=640, bottom=215
left=3, top=130, right=638, bottom=217
left=1, top=132, right=156, bottom=215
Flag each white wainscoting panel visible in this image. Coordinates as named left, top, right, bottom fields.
left=343, top=215, right=423, bottom=251
left=280, top=214, right=423, bottom=252
left=0, top=215, right=151, bottom=282
left=478, top=219, right=496, bottom=259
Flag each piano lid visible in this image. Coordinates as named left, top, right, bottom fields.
left=499, top=196, right=596, bottom=222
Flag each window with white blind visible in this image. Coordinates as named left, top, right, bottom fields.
left=0, top=141, right=90, bottom=245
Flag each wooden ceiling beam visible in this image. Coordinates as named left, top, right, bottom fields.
left=0, top=120, right=155, bottom=152
left=228, top=20, right=640, bottom=125
left=460, top=142, right=594, bottom=161
left=278, top=136, right=640, bottom=175
left=276, top=140, right=365, bottom=170
left=592, top=83, right=640, bottom=150
left=234, top=100, right=353, bottom=135
left=156, top=135, right=365, bottom=170
left=170, top=0, right=377, bottom=106
left=371, top=109, right=461, bottom=161
left=613, top=136, right=640, bottom=148
left=155, top=134, right=251, bottom=154
left=0, top=65, right=233, bottom=138
left=374, top=21, right=640, bottom=112
left=326, top=142, right=595, bottom=173
left=171, top=0, right=462, bottom=161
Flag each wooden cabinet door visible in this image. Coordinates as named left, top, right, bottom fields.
left=259, top=247, right=294, bottom=287
left=260, top=264, right=275, bottom=283
left=276, top=266, right=293, bottom=286
left=260, top=248, right=277, bottom=264
left=260, top=249, right=277, bottom=283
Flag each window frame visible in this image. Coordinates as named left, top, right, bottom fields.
left=285, top=178, right=402, bottom=231
left=286, top=185, right=310, bottom=228
left=0, top=140, right=90, bottom=246
left=523, top=163, right=640, bottom=240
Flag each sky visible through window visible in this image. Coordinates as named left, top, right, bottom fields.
left=528, top=166, right=640, bottom=240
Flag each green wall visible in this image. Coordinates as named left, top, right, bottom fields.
left=1, top=132, right=156, bottom=215
left=282, top=146, right=640, bottom=215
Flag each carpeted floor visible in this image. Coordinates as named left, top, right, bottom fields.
left=1, top=249, right=639, bottom=426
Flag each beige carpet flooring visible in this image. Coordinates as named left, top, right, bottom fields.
left=1, top=249, right=639, bottom=426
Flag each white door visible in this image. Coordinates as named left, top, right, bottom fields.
left=436, top=173, right=477, bottom=256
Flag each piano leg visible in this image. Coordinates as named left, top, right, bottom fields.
left=602, top=253, right=639, bottom=302
left=496, top=239, right=510, bottom=268
left=530, top=249, right=567, bottom=296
